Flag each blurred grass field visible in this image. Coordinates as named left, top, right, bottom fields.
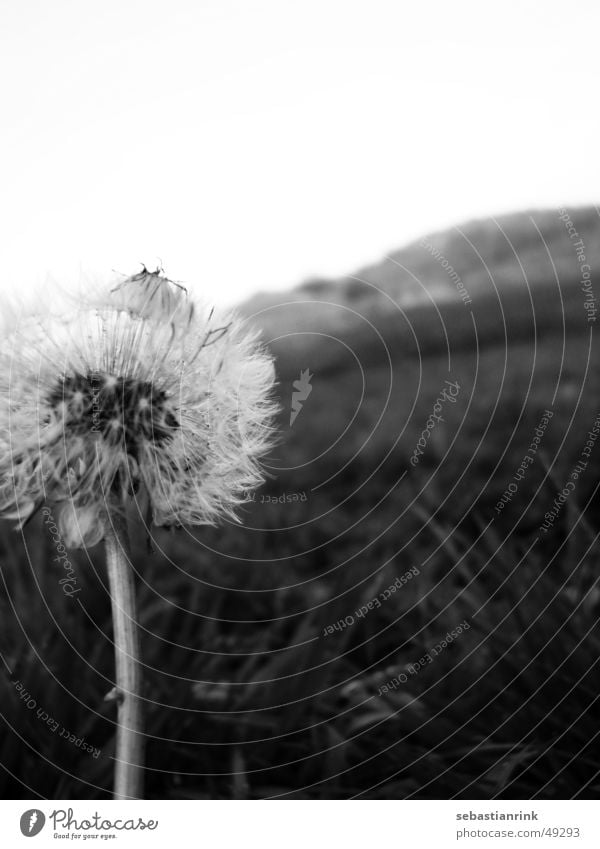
left=1, top=269, right=600, bottom=799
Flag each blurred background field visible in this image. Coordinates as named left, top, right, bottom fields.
left=1, top=208, right=600, bottom=799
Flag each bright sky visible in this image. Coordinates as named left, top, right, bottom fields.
left=1, top=0, right=598, bottom=306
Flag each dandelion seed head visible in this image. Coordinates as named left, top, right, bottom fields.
left=0, top=271, right=277, bottom=547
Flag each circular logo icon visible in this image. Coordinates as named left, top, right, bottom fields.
left=19, top=810, right=45, bottom=837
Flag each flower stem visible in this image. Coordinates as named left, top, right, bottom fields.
left=104, top=508, right=144, bottom=799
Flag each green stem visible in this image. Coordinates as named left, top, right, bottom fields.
left=104, top=508, right=144, bottom=799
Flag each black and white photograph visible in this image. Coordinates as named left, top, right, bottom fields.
left=0, top=1, right=599, bottom=845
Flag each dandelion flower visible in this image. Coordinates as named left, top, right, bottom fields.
left=0, top=268, right=277, bottom=547
left=0, top=267, right=277, bottom=799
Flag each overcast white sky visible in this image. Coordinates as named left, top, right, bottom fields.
left=1, top=0, right=598, bottom=306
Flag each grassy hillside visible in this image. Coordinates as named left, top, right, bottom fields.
left=1, top=208, right=600, bottom=799
left=242, top=206, right=600, bottom=334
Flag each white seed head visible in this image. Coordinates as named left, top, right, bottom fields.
left=0, top=272, right=277, bottom=547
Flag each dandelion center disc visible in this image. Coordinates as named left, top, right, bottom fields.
left=48, top=371, right=180, bottom=450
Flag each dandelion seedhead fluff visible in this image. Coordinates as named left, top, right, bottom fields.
left=0, top=268, right=277, bottom=548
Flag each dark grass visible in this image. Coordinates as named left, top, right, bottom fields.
left=1, top=281, right=600, bottom=799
